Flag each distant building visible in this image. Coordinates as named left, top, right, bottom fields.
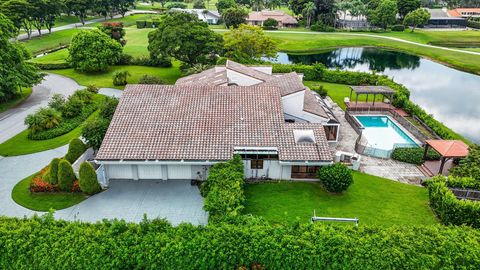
left=425, top=8, right=467, bottom=28
left=247, top=10, right=298, bottom=28
left=447, top=8, right=480, bottom=18
left=171, top=8, right=221, bottom=24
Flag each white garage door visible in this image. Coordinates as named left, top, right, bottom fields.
left=167, top=165, right=191, bottom=179
left=138, top=165, right=163, bottom=179
left=107, top=164, right=133, bottom=179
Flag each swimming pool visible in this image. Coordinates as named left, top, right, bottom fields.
left=354, top=115, right=418, bottom=151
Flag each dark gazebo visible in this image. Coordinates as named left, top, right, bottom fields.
left=346, top=86, right=396, bottom=111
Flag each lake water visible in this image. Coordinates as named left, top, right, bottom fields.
left=267, top=48, right=480, bottom=143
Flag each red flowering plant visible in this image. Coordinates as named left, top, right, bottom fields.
left=29, top=166, right=81, bottom=193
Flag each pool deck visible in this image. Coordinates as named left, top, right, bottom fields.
left=331, top=98, right=426, bottom=185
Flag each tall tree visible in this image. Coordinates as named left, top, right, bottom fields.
left=369, top=0, right=397, bottom=30
left=314, top=0, right=336, bottom=26
left=403, top=8, right=430, bottom=32
left=302, top=1, right=316, bottom=28
left=216, top=0, right=237, bottom=13
left=288, top=0, right=310, bottom=15
left=43, top=0, right=64, bottom=33
left=0, top=13, right=43, bottom=102
left=148, top=12, right=223, bottom=67
left=223, top=24, right=277, bottom=63
left=397, top=0, right=421, bottom=19
left=1, top=0, right=34, bottom=38
left=222, top=6, right=248, bottom=28
left=64, top=0, right=94, bottom=25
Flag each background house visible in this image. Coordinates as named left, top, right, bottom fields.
left=171, top=8, right=221, bottom=24
left=425, top=8, right=467, bottom=28
left=247, top=10, right=298, bottom=28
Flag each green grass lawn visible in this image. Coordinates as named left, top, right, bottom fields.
left=12, top=173, right=87, bottom=211
left=88, top=13, right=161, bottom=27
left=304, top=81, right=383, bottom=110
left=22, top=29, right=80, bottom=55
left=0, top=111, right=98, bottom=157
left=123, top=28, right=152, bottom=57
left=267, top=31, right=480, bottom=75
left=244, top=172, right=437, bottom=226
left=376, top=30, right=480, bottom=47
left=0, top=88, right=32, bottom=113
left=49, top=64, right=182, bottom=88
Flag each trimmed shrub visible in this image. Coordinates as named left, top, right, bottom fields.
left=112, top=70, right=130, bottom=86
left=35, top=62, right=72, bottom=70
left=57, top=160, right=75, bottom=191
left=317, top=163, right=353, bottom=193
left=138, top=74, right=164, bottom=84
left=203, top=155, right=245, bottom=222
left=391, top=24, right=405, bottom=31
left=311, top=85, right=328, bottom=98
left=426, top=176, right=480, bottom=228
left=48, top=94, right=66, bottom=111
left=79, top=162, right=101, bottom=195
left=71, top=89, right=94, bottom=104
left=450, top=145, right=480, bottom=180
left=136, top=20, right=146, bottom=29
left=41, top=169, right=51, bottom=184
left=391, top=147, right=440, bottom=165
left=65, top=138, right=87, bottom=164
left=263, top=18, right=278, bottom=30
left=48, top=158, right=61, bottom=185
left=0, top=215, right=479, bottom=269
left=85, top=85, right=99, bottom=94
left=166, top=2, right=187, bottom=9
left=62, top=95, right=83, bottom=118
left=117, top=53, right=133, bottom=65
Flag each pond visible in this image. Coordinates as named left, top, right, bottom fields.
left=267, top=48, right=480, bottom=143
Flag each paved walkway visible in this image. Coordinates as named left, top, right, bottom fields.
left=330, top=99, right=426, bottom=184
left=17, top=10, right=157, bottom=41
left=0, top=145, right=68, bottom=217
left=0, top=74, right=123, bottom=144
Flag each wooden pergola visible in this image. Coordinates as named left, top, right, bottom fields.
left=423, top=140, right=469, bottom=175
left=349, top=86, right=396, bottom=106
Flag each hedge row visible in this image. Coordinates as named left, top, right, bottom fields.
left=28, top=102, right=97, bottom=140
left=201, top=155, right=245, bottom=222
left=467, top=20, right=480, bottom=29
left=0, top=215, right=479, bottom=269
left=427, top=176, right=480, bottom=228
left=34, top=62, right=71, bottom=70
left=391, top=147, right=440, bottom=165
left=271, top=63, right=467, bottom=143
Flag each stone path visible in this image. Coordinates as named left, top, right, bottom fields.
left=330, top=99, right=426, bottom=184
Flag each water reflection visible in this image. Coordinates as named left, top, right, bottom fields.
left=268, top=48, right=480, bottom=142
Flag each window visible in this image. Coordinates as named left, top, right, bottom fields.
left=324, top=125, right=338, bottom=141
left=251, top=160, right=264, bottom=169
left=291, top=166, right=319, bottom=179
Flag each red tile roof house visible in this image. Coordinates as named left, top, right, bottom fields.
left=95, top=61, right=339, bottom=185
left=448, top=8, right=480, bottom=18
left=247, top=10, right=298, bottom=28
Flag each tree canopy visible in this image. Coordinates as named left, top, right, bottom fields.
left=0, top=13, right=43, bottom=102
left=222, top=6, right=248, bottom=28
left=223, top=24, right=277, bottom=63
left=68, top=29, right=123, bottom=72
left=369, top=0, right=398, bottom=30
left=148, top=12, right=223, bottom=67
left=403, top=8, right=430, bottom=32
left=397, top=0, right=421, bottom=18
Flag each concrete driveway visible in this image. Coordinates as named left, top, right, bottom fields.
left=55, top=179, right=208, bottom=225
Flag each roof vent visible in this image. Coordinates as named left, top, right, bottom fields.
left=293, top=130, right=316, bottom=144
left=227, top=82, right=238, bottom=86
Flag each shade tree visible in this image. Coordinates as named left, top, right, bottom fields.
left=403, top=8, right=430, bottom=32
left=222, top=6, right=248, bottom=28
left=223, top=24, right=277, bottom=63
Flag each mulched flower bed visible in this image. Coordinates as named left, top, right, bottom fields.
left=29, top=166, right=81, bottom=193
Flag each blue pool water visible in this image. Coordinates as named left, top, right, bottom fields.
left=355, top=116, right=418, bottom=151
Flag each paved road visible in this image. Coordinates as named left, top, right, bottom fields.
left=214, top=29, right=480, bottom=56
left=0, top=145, right=68, bottom=218
left=17, top=10, right=157, bottom=41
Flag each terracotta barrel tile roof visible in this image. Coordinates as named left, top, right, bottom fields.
left=426, top=140, right=469, bottom=158
left=96, top=85, right=332, bottom=162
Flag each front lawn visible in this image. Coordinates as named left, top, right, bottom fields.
left=0, top=112, right=98, bottom=156
left=49, top=64, right=182, bottom=88
left=0, top=88, right=32, bottom=113
left=12, top=173, right=87, bottom=211
left=244, top=172, right=437, bottom=226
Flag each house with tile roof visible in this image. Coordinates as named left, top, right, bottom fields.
left=247, top=10, right=298, bottom=28
left=95, top=61, right=338, bottom=184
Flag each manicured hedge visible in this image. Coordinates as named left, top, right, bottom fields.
left=58, top=159, right=76, bottom=191
left=391, top=147, right=440, bottom=165
left=65, top=138, right=87, bottom=164
left=202, top=155, right=245, bottom=222
left=79, top=162, right=101, bottom=195
left=317, top=163, right=353, bottom=193
left=34, top=62, right=72, bottom=70
left=0, top=215, right=479, bottom=269
left=426, top=176, right=480, bottom=228
left=271, top=63, right=468, bottom=143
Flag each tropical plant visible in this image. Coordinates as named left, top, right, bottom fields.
left=317, top=163, right=353, bottom=193
left=112, top=70, right=130, bottom=86
left=48, top=94, right=66, bottom=111
left=303, top=2, right=317, bottom=28
left=61, top=95, right=84, bottom=118
left=25, top=107, right=62, bottom=133
left=79, top=162, right=101, bottom=195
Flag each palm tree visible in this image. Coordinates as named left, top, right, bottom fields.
left=252, top=0, right=264, bottom=11
left=303, top=2, right=316, bottom=28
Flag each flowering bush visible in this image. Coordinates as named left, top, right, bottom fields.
left=29, top=166, right=81, bottom=193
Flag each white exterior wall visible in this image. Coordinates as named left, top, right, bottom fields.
left=243, top=160, right=282, bottom=179
left=167, top=165, right=192, bottom=179
left=138, top=165, right=163, bottom=179
left=251, top=66, right=273, bottom=75
left=282, top=92, right=330, bottom=124
left=106, top=164, right=133, bottom=179
left=226, top=70, right=263, bottom=86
